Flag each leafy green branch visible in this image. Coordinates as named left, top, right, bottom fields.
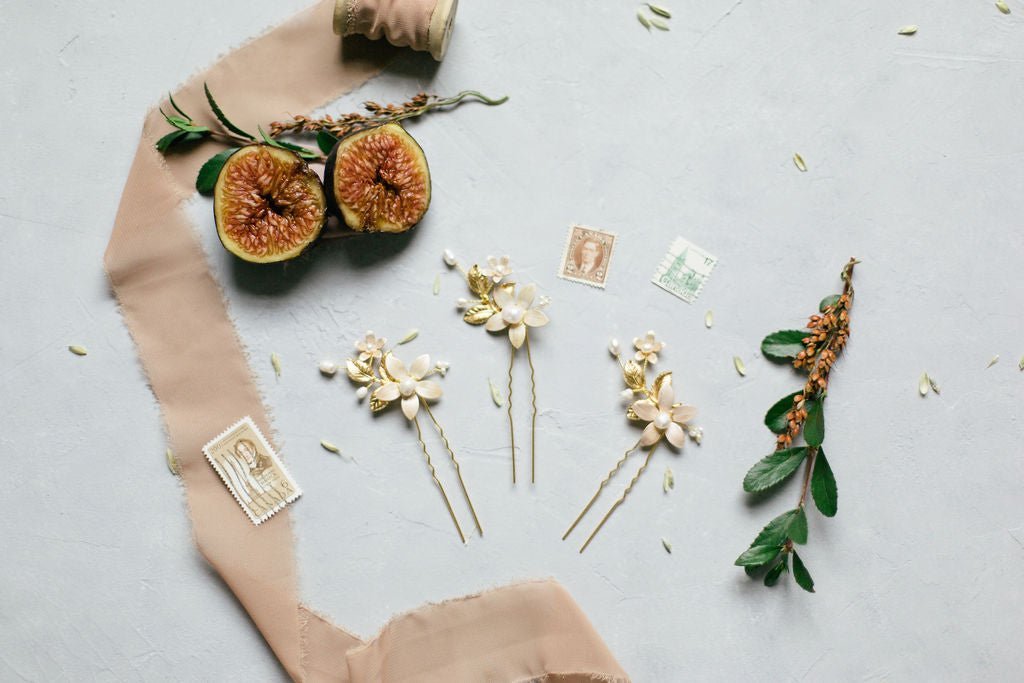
left=735, top=258, right=858, bottom=592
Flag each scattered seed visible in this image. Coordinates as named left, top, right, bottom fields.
left=1019, top=355, right=1024, bottom=371
left=704, top=310, right=714, bottom=329
left=733, top=356, right=747, bottom=377
left=488, top=378, right=504, bottom=407
left=271, top=352, right=282, bottom=378
left=647, top=3, right=672, bottom=18
left=897, top=25, right=918, bottom=35
left=927, top=375, right=941, bottom=394
left=663, top=467, right=675, bottom=493
left=320, top=440, right=342, bottom=454
left=319, top=360, right=338, bottom=377
left=996, top=0, right=1010, bottom=14
left=165, top=448, right=180, bottom=476
left=433, top=274, right=441, bottom=296
left=68, top=345, right=88, bottom=356
left=793, top=153, right=807, bottom=172
left=987, top=355, right=999, bottom=368
left=637, top=10, right=651, bottom=29
left=918, top=372, right=930, bottom=396
left=397, top=329, right=419, bottom=345
left=662, top=537, right=673, bottom=553
left=650, top=16, right=670, bottom=30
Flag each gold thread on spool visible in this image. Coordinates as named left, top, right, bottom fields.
left=333, top=0, right=458, bottom=61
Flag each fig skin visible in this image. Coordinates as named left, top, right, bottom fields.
left=323, top=123, right=431, bottom=233
left=213, top=145, right=327, bottom=263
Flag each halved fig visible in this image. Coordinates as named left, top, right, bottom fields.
left=213, top=145, right=327, bottom=263
left=324, top=123, right=431, bottom=233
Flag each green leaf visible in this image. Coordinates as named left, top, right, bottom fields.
left=792, top=550, right=815, bottom=592
left=204, top=83, right=255, bottom=140
left=195, top=148, right=240, bottom=195
left=155, top=130, right=186, bottom=153
left=819, top=294, right=840, bottom=312
left=317, top=130, right=339, bottom=155
left=804, top=399, right=825, bottom=447
left=735, top=545, right=780, bottom=567
left=751, top=508, right=802, bottom=548
left=765, top=391, right=801, bottom=434
left=166, top=114, right=210, bottom=133
left=761, top=330, right=808, bottom=361
left=811, top=447, right=838, bottom=517
left=789, top=506, right=808, bottom=545
left=743, top=447, right=808, bottom=492
left=167, top=91, right=191, bottom=120
left=764, top=554, right=789, bottom=586
left=258, top=126, right=320, bottom=160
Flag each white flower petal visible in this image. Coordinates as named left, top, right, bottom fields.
left=509, top=324, right=526, bottom=348
left=666, top=422, right=686, bottom=448
left=639, top=422, right=662, bottom=446
left=524, top=309, right=549, bottom=327
left=672, top=405, right=697, bottom=423
left=493, top=286, right=514, bottom=309
left=401, top=395, right=420, bottom=420
left=409, top=354, right=431, bottom=380
left=416, top=380, right=443, bottom=400
left=517, top=283, right=537, bottom=309
left=485, top=312, right=508, bottom=331
left=657, top=382, right=675, bottom=411
left=373, top=383, right=400, bottom=401
left=632, top=400, right=658, bottom=421
left=384, top=354, right=407, bottom=380
left=647, top=352, right=659, bottom=365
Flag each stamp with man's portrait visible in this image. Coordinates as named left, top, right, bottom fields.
left=558, top=224, right=617, bottom=288
left=202, top=416, right=301, bottom=525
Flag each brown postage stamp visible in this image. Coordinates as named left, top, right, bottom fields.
left=202, top=416, right=301, bottom=525
left=558, top=224, right=617, bottom=288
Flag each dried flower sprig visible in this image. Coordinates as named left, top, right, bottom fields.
left=270, top=90, right=508, bottom=144
left=735, top=258, right=858, bottom=592
left=563, top=333, right=701, bottom=553
left=445, top=251, right=550, bottom=484
left=345, top=331, right=480, bottom=542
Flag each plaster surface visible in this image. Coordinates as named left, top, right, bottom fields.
left=2, top=1, right=1023, bottom=680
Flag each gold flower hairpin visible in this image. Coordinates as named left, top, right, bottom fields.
left=563, top=332, right=702, bottom=552
left=346, top=331, right=481, bottom=542
left=443, top=251, right=550, bottom=484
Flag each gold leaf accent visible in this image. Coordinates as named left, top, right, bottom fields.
left=463, top=303, right=495, bottom=325
left=380, top=352, right=397, bottom=381
left=652, top=370, right=672, bottom=397
left=369, top=397, right=389, bottom=412
left=622, top=360, right=646, bottom=391
left=626, top=405, right=641, bottom=421
left=346, top=359, right=375, bottom=383
left=467, top=265, right=492, bottom=298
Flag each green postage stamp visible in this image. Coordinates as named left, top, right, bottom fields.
left=651, top=237, right=718, bottom=303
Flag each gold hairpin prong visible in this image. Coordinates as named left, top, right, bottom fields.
left=422, top=401, right=483, bottom=536
left=579, top=443, right=659, bottom=553
left=413, top=415, right=466, bottom=544
left=525, top=331, right=538, bottom=484
left=562, top=440, right=641, bottom=540
left=508, top=343, right=517, bottom=483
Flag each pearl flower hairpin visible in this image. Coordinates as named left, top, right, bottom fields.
left=345, top=331, right=481, bottom=543
left=444, top=250, right=550, bottom=484
left=564, top=331, right=702, bottom=553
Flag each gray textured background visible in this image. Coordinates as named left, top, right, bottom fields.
left=3, top=0, right=1024, bottom=680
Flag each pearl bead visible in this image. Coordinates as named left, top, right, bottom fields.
left=654, top=412, right=671, bottom=430
left=399, top=378, right=417, bottom=397
left=502, top=305, right=524, bottom=325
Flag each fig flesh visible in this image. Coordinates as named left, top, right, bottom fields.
left=324, top=123, right=431, bottom=233
left=213, top=145, right=326, bottom=263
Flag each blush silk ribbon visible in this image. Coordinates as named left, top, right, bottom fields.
left=104, top=2, right=629, bottom=681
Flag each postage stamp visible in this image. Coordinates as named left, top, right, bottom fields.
left=651, top=237, right=718, bottom=303
left=558, top=224, right=617, bottom=288
left=202, top=416, right=301, bottom=525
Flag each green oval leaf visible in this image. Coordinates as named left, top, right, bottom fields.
left=811, top=447, right=838, bottom=517
left=735, top=545, right=780, bottom=567
left=317, top=130, right=339, bottom=155
left=761, top=329, right=808, bottom=361
left=155, top=130, right=186, bottom=153
left=743, top=447, right=808, bottom=492
left=819, top=294, right=840, bottom=312
left=765, top=391, right=801, bottom=434
left=195, top=148, right=240, bottom=195
left=167, top=91, right=192, bottom=119
left=789, top=506, right=808, bottom=545
left=804, top=399, right=825, bottom=447
left=792, top=550, right=815, bottom=592
left=764, top=554, right=789, bottom=586
left=204, top=82, right=255, bottom=140
left=751, top=508, right=802, bottom=548
left=258, top=126, right=320, bottom=160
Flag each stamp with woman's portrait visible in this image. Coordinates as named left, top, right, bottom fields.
left=558, top=224, right=617, bottom=288
left=202, top=416, right=301, bottom=525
